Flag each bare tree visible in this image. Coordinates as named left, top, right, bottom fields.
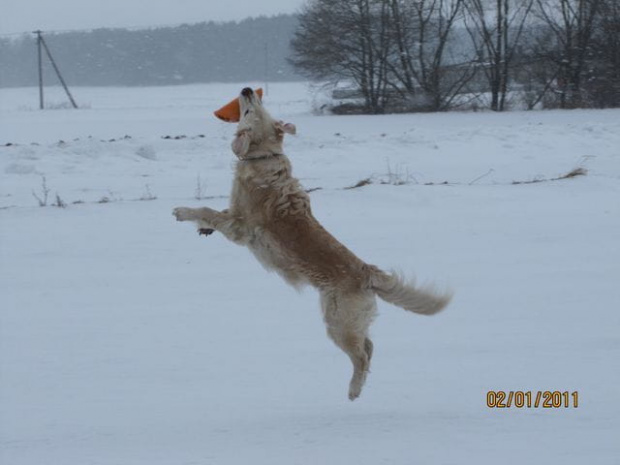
left=290, top=0, right=392, bottom=113
left=385, top=0, right=419, bottom=97
left=360, top=0, right=393, bottom=112
left=388, top=0, right=476, bottom=111
left=510, top=34, right=562, bottom=110
left=586, top=0, right=620, bottom=107
left=465, top=0, right=534, bottom=111
left=534, top=0, right=602, bottom=108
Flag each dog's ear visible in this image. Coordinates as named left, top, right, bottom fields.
left=275, top=121, right=297, bottom=136
left=232, top=130, right=251, bottom=158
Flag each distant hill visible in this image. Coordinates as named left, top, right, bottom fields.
left=0, top=14, right=303, bottom=88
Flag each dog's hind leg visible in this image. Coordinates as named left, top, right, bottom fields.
left=320, top=290, right=377, bottom=400
left=364, top=337, right=374, bottom=368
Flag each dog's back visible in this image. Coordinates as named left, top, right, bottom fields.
left=229, top=152, right=367, bottom=291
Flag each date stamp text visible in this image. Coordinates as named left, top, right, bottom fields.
left=486, top=391, right=579, bottom=408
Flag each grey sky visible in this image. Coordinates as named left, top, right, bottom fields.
left=3, top=0, right=306, bottom=35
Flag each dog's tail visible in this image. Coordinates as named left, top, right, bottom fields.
left=368, top=266, right=452, bottom=315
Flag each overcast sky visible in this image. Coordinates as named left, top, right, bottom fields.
left=2, top=0, right=306, bottom=35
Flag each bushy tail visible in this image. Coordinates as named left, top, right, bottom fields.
left=369, top=267, right=452, bottom=315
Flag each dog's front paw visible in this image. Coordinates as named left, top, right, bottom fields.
left=173, top=207, right=194, bottom=222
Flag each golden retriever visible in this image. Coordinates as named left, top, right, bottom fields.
left=173, top=87, right=451, bottom=400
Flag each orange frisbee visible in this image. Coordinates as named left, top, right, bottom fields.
left=214, top=88, right=263, bottom=123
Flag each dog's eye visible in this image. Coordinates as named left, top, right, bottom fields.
left=244, top=110, right=250, bottom=116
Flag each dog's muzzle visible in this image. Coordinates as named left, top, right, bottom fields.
left=241, top=87, right=253, bottom=97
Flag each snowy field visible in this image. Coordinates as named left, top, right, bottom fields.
left=1, top=82, right=619, bottom=464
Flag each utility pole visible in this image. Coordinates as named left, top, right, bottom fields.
left=33, top=30, right=78, bottom=109
left=264, top=42, right=269, bottom=96
left=34, top=30, right=44, bottom=109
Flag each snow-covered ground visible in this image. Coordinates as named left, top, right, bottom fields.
left=1, top=82, right=619, bottom=464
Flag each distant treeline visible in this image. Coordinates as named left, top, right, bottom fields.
left=0, top=15, right=303, bottom=87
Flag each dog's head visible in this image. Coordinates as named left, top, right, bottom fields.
left=231, top=87, right=296, bottom=160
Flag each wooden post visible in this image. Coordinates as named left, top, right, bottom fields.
left=34, top=30, right=44, bottom=109
left=264, top=42, right=269, bottom=96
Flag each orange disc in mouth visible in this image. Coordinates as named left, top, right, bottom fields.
left=214, top=88, right=263, bottom=123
